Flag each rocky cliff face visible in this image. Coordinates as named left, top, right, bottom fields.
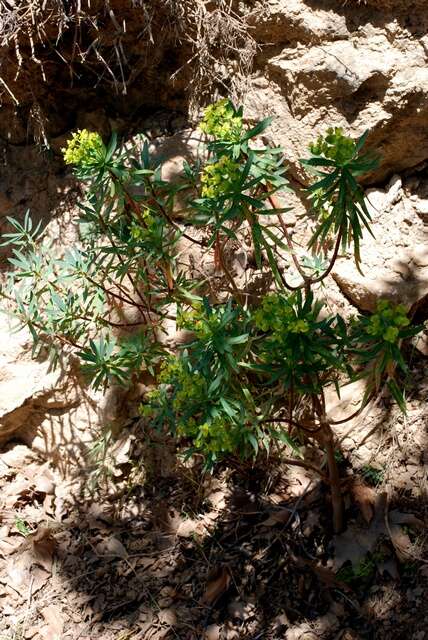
left=1, top=0, right=428, bottom=447
left=243, top=0, right=428, bottom=184
left=1, top=1, right=427, bottom=187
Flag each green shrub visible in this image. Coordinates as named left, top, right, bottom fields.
left=1, top=101, right=424, bottom=530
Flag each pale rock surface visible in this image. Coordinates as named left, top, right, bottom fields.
left=244, top=0, right=428, bottom=183
left=0, top=323, right=64, bottom=446
left=331, top=175, right=428, bottom=318
left=0, top=230, right=103, bottom=450
left=0, top=317, right=103, bottom=451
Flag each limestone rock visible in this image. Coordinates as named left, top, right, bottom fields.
left=331, top=175, right=428, bottom=317
left=247, top=0, right=349, bottom=44
left=245, top=0, right=428, bottom=183
left=325, top=379, right=368, bottom=425
left=149, top=129, right=204, bottom=178
left=0, top=325, right=64, bottom=446
left=0, top=284, right=102, bottom=449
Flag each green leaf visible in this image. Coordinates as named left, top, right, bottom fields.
left=105, top=132, right=118, bottom=163
left=227, top=333, right=249, bottom=345
left=247, top=432, right=259, bottom=455
left=241, top=116, right=274, bottom=142
left=273, top=429, right=303, bottom=458
left=387, top=378, right=407, bottom=414
left=307, top=170, right=339, bottom=193
left=219, top=397, right=237, bottom=418
left=301, top=157, right=338, bottom=168
left=354, top=130, right=369, bottom=155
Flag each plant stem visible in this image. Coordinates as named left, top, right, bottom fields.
left=266, top=191, right=343, bottom=290
left=323, top=420, right=344, bottom=533
left=146, top=179, right=206, bottom=247
left=312, top=392, right=343, bottom=532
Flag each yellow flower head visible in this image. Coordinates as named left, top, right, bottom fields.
left=62, top=129, right=104, bottom=166
left=200, top=156, right=241, bottom=199
left=200, top=99, right=243, bottom=141
left=366, top=300, right=410, bottom=344
left=309, top=127, right=356, bottom=164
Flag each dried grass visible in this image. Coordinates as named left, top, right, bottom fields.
left=0, top=0, right=257, bottom=143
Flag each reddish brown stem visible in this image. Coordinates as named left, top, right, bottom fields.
left=266, top=191, right=343, bottom=290
left=311, top=391, right=344, bottom=532
left=323, top=420, right=344, bottom=533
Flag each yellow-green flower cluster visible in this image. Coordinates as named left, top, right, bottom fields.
left=178, top=416, right=235, bottom=455
left=173, top=372, right=205, bottom=412
left=254, top=294, right=309, bottom=338
left=176, top=302, right=203, bottom=331
left=309, top=127, right=356, bottom=164
left=140, top=389, right=160, bottom=417
left=157, top=358, right=206, bottom=412
left=200, top=156, right=241, bottom=199
left=177, top=304, right=225, bottom=340
left=130, top=209, right=157, bottom=241
left=195, top=417, right=235, bottom=454
left=366, top=300, right=410, bottom=343
left=200, top=98, right=243, bottom=141
left=62, top=129, right=104, bottom=166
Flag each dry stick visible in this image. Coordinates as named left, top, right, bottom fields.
left=121, top=186, right=174, bottom=292
left=108, top=178, right=159, bottom=316
left=93, top=203, right=154, bottom=334
left=84, top=271, right=144, bottom=310
left=262, top=415, right=322, bottom=433
left=281, top=456, right=327, bottom=481
left=148, top=176, right=242, bottom=301
left=92, top=270, right=177, bottom=322
left=309, top=229, right=343, bottom=284
left=261, top=417, right=327, bottom=479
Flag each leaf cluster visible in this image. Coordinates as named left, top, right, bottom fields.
left=1, top=102, right=425, bottom=471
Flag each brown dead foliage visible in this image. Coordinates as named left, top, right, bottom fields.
left=0, top=0, right=256, bottom=145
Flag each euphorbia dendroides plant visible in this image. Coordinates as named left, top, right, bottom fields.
left=1, top=100, right=424, bottom=531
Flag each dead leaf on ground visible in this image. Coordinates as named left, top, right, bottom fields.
left=33, top=467, right=55, bottom=495
left=207, top=490, right=227, bottom=511
left=350, top=478, right=375, bottom=524
left=176, top=518, right=208, bottom=538
left=294, top=554, right=353, bottom=592
left=31, top=566, right=51, bottom=593
left=0, top=444, right=34, bottom=469
left=387, top=510, right=424, bottom=561
left=96, top=535, right=128, bottom=558
left=333, top=492, right=424, bottom=570
left=110, top=434, right=133, bottom=465
left=23, top=625, right=40, bottom=639
left=261, top=508, right=292, bottom=527
left=227, top=599, right=256, bottom=621
left=200, top=566, right=231, bottom=606
left=29, top=526, right=56, bottom=572
left=2, top=478, right=32, bottom=508
left=2, top=552, right=49, bottom=596
left=333, top=493, right=387, bottom=570
left=157, top=608, right=177, bottom=626
left=5, top=553, right=30, bottom=592
left=40, top=604, right=66, bottom=638
left=152, top=504, right=182, bottom=536
left=0, top=525, right=23, bottom=556
left=205, top=624, right=221, bottom=640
